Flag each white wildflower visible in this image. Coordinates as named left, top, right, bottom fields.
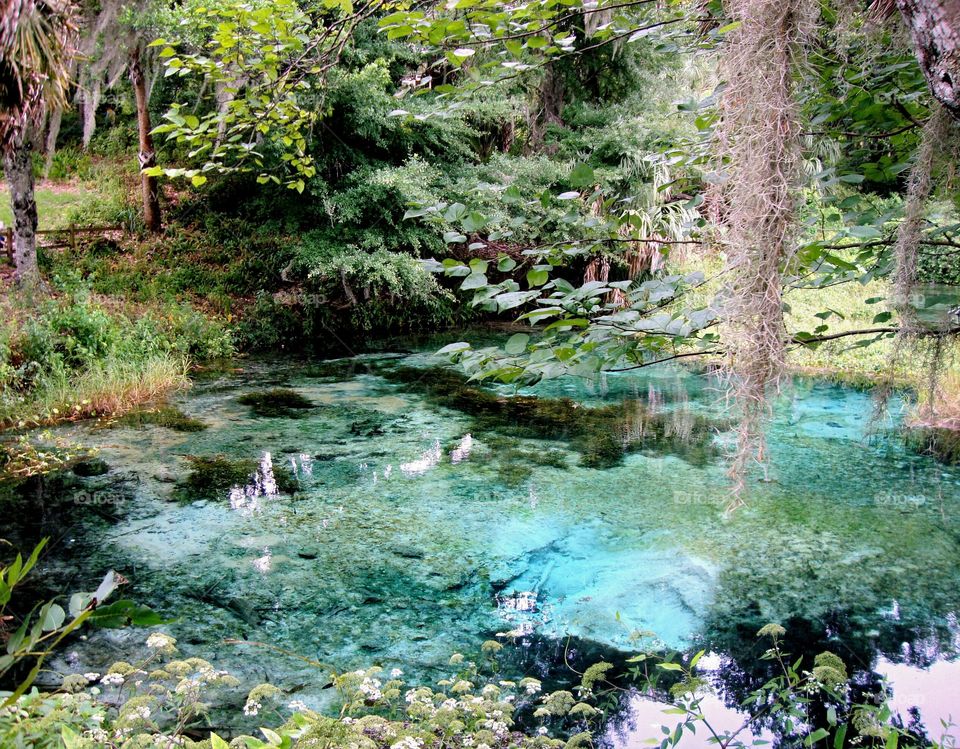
left=538, top=727, right=548, bottom=736
left=390, top=668, right=404, bottom=678
left=83, top=673, right=101, bottom=681
left=391, top=738, right=424, bottom=749
left=288, top=700, right=308, bottom=712
left=146, top=633, right=176, bottom=650
left=243, top=700, right=261, bottom=716
left=101, top=673, right=124, bottom=686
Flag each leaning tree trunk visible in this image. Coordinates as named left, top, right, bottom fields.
left=130, top=47, right=161, bottom=233
left=896, top=1, right=960, bottom=121
left=2, top=133, right=40, bottom=286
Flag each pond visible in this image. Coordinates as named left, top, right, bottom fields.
left=6, top=340, right=960, bottom=745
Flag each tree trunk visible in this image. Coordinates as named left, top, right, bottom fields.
left=80, top=81, right=101, bottom=150
left=130, top=46, right=161, bottom=233
left=896, top=0, right=960, bottom=121
left=43, top=106, right=63, bottom=178
left=527, top=62, right=565, bottom=153
left=2, top=133, right=40, bottom=287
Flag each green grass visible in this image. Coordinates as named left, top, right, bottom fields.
left=0, top=184, right=91, bottom=230
left=675, top=253, right=959, bottom=388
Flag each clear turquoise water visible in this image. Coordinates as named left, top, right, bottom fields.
left=10, top=346, right=960, bottom=743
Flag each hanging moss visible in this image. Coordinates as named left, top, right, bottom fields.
left=115, top=406, right=208, bottom=432
left=237, top=388, right=315, bottom=417
left=378, top=365, right=721, bottom=469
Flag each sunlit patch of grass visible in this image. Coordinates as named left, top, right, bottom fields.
left=1, top=353, right=190, bottom=429
left=0, top=183, right=89, bottom=230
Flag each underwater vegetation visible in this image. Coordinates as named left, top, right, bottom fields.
left=71, top=458, right=110, bottom=477
left=480, top=435, right=569, bottom=486
left=174, top=454, right=300, bottom=502
left=112, top=405, right=208, bottom=432
left=237, top=388, right=316, bottom=417
left=378, top=365, right=721, bottom=468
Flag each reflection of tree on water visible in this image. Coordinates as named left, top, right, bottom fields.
left=491, top=608, right=957, bottom=748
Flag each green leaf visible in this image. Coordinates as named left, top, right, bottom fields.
left=569, top=163, right=595, bottom=188
left=804, top=728, right=829, bottom=745
left=191, top=174, right=208, bottom=187
left=505, top=333, right=530, bottom=355
left=461, top=273, right=488, bottom=290
left=872, top=311, right=893, bottom=324
left=462, top=212, right=487, bottom=233
left=61, top=726, right=82, bottom=749
left=260, top=727, right=283, bottom=745
left=40, top=603, right=65, bottom=632
left=444, top=203, right=467, bottom=221
left=436, top=342, right=471, bottom=355
left=527, top=268, right=549, bottom=287
left=497, top=256, right=517, bottom=272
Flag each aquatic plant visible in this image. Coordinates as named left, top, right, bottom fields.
left=175, top=455, right=259, bottom=502
left=113, top=406, right=208, bottom=433
left=0, top=433, right=95, bottom=481
left=175, top=454, right=301, bottom=503
left=237, top=388, right=316, bottom=418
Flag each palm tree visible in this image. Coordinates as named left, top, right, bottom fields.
left=0, top=0, right=76, bottom=286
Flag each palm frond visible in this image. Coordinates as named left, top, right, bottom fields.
left=0, top=0, right=77, bottom=147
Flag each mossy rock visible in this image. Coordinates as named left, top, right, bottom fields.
left=274, top=463, right=302, bottom=494
left=116, top=406, right=207, bottom=432
left=578, top=432, right=624, bottom=469
left=237, top=388, right=315, bottom=417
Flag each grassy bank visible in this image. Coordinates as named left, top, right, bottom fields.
left=0, top=288, right=231, bottom=430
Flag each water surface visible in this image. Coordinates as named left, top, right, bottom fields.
left=10, top=346, right=960, bottom=744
